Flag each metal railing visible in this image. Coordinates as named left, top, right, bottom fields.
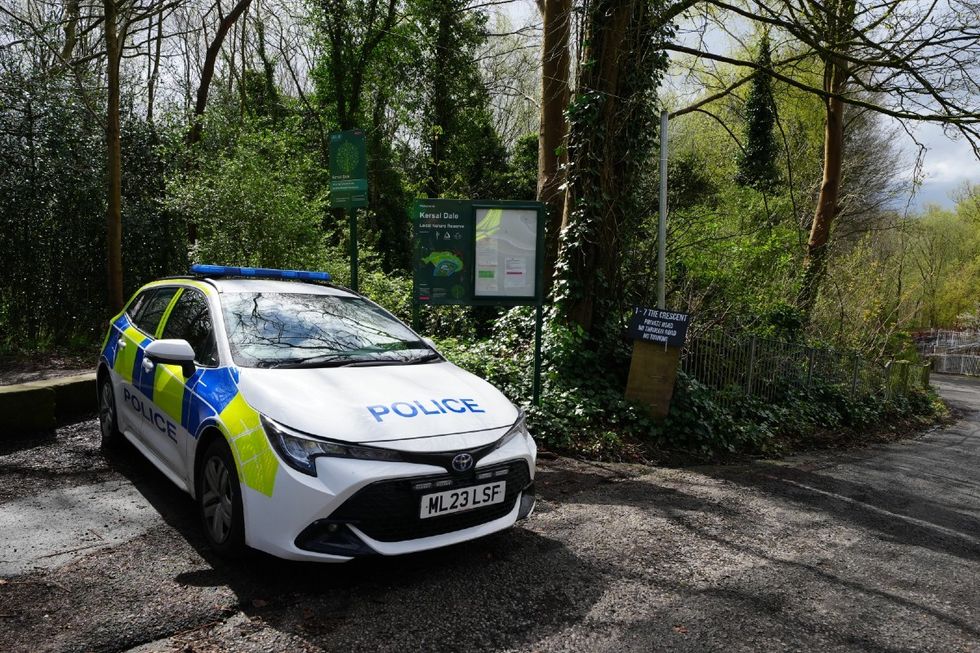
left=913, top=329, right=980, bottom=376
left=682, top=330, right=930, bottom=406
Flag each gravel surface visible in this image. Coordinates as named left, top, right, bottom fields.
left=1, top=377, right=978, bottom=652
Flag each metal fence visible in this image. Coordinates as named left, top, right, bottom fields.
left=914, top=329, right=980, bottom=376
left=682, top=330, right=930, bottom=406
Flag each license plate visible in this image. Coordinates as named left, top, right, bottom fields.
left=419, top=481, right=506, bottom=519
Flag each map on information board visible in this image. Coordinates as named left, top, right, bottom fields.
left=474, top=207, right=537, bottom=298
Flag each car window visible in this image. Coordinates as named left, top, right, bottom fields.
left=133, top=288, right=178, bottom=336
left=160, top=289, right=218, bottom=367
left=125, top=290, right=152, bottom=322
left=220, top=292, right=434, bottom=368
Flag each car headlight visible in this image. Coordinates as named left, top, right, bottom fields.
left=261, top=415, right=404, bottom=476
left=494, top=409, right=528, bottom=450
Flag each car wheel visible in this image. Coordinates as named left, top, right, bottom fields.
left=197, top=437, right=246, bottom=556
left=98, top=377, right=121, bottom=447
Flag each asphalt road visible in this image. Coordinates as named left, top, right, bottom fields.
left=1, top=376, right=979, bottom=652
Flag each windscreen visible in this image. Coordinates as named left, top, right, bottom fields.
left=220, top=292, right=436, bottom=368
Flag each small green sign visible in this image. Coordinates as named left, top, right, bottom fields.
left=413, top=199, right=472, bottom=305
left=329, top=130, right=368, bottom=209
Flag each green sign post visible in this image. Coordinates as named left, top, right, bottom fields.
left=412, top=199, right=546, bottom=404
left=330, top=129, right=368, bottom=290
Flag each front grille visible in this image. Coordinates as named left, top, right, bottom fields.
left=328, top=460, right=531, bottom=542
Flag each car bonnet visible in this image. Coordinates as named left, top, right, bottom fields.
left=235, top=360, right=519, bottom=445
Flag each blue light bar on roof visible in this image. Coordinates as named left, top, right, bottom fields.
left=190, top=264, right=332, bottom=282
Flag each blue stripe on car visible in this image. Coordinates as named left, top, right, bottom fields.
left=182, top=367, right=240, bottom=438
left=133, top=337, right=154, bottom=399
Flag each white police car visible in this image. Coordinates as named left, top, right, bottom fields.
left=97, top=265, right=536, bottom=561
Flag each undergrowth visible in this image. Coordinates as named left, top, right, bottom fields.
left=436, top=307, right=943, bottom=464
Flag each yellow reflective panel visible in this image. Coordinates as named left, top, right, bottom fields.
left=153, top=364, right=186, bottom=422
left=113, top=326, right=143, bottom=382
left=219, top=393, right=276, bottom=497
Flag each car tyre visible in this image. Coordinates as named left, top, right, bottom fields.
left=197, top=437, right=247, bottom=556
left=98, top=377, right=122, bottom=448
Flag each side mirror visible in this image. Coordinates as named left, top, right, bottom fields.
left=145, top=339, right=197, bottom=378
left=422, top=337, right=438, bottom=351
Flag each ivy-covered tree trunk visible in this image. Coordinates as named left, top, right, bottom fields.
left=557, top=0, right=668, bottom=333
left=424, top=3, right=453, bottom=198
left=537, top=0, right=571, bottom=296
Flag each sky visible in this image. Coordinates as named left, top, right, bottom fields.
left=909, top=123, right=980, bottom=210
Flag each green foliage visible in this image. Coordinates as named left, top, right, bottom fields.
left=496, top=133, right=538, bottom=201
left=406, top=0, right=512, bottom=199
left=167, top=121, right=337, bottom=272
left=0, top=66, right=185, bottom=349
left=809, top=190, right=980, bottom=353
left=435, top=310, right=940, bottom=462
left=735, top=35, right=780, bottom=190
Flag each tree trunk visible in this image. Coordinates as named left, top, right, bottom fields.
left=187, top=0, right=254, bottom=145
left=61, top=0, right=80, bottom=62
left=559, top=0, right=645, bottom=333
left=425, top=5, right=453, bottom=198
left=798, top=62, right=846, bottom=317
left=147, top=9, right=163, bottom=123
left=104, top=0, right=124, bottom=312
left=537, top=0, right=570, bottom=298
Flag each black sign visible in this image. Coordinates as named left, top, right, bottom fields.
left=627, top=307, right=690, bottom=347
left=413, top=199, right=473, bottom=304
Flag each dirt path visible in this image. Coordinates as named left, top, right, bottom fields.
left=0, top=376, right=977, bottom=652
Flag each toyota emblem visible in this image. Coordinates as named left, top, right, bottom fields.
left=451, top=453, right=474, bottom=472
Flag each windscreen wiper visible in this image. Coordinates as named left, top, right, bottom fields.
left=340, top=353, right=443, bottom=367
left=262, top=351, right=442, bottom=369
left=263, top=355, right=354, bottom=369
left=402, top=352, right=442, bottom=365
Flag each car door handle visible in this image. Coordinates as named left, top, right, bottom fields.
left=118, top=338, right=127, bottom=349
left=142, top=358, right=154, bottom=374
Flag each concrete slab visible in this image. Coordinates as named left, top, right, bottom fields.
left=0, top=372, right=97, bottom=434
left=0, top=382, right=56, bottom=431
left=48, top=372, right=97, bottom=419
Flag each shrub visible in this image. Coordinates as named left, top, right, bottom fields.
left=434, top=309, right=943, bottom=463
left=168, top=123, right=336, bottom=272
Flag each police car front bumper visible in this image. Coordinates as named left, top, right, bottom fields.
left=240, top=431, right=537, bottom=562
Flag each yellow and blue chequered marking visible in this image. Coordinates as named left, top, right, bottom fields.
left=101, top=313, right=128, bottom=369
left=100, top=295, right=279, bottom=497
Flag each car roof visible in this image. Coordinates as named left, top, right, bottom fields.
left=193, top=278, right=358, bottom=297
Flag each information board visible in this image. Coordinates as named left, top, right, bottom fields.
left=413, top=199, right=543, bottom=307
left=413, top=199, right=472, bottom=304
left=626, top=307, right=691, bottom=347
left=329, top=130, right=368, bottom=209
left=473, top=207, right=538, bottom=298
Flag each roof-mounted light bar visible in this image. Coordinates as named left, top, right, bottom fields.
left=190, top=264, right=332, bottom=282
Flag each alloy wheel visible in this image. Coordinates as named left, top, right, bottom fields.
left=99, top=381, right=115, bottom=440
left=201, top=456, right=234, bottom=544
